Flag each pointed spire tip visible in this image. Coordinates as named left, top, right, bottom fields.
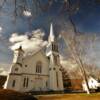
left=49, top=23, right=55, bottom=42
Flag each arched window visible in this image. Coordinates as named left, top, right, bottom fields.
left=36, top=61, right=42, bottom=73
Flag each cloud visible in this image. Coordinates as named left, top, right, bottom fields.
left=0, top=67, right=9, bottom=75
left=85, top=36, right=100, bottom=67
left=60, top=58, right=78, bottom=71
left=9, top=33, right=28, bottom=43
left=9, top=29, right=48, bottom=54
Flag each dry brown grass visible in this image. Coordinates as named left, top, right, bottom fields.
left=37, top=93, right=100, bottom=100
left=0, top=89, right=37, bottom=100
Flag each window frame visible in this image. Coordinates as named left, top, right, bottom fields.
left=36, top=61, right=42, bottom=74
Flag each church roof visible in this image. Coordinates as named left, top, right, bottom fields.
left=23, top=45, right=48, bottom=60
left=23, top=47, right=49, bottom=64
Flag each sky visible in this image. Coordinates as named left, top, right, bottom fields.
left=0, top=0, right=100, bottom=73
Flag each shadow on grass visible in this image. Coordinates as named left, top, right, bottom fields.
left=0, top=89, right=38, bottom=100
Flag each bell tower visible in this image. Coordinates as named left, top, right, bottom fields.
left=10, top=46, right=24, bottom=74
left=4, top=46, right=24, bottom=91
left=46, top=23, right=64, bottom=91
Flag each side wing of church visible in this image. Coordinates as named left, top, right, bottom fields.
left=4, top=24, right=64, bottom=92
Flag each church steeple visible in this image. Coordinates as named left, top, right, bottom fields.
left=48, top=23, right=55, bottom=43
left=46, top=23, right=64, bottom=91
left=46, top=23, right=59, bottom=56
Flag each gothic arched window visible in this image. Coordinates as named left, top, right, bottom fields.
left=36, top=61, right=42, bottom=73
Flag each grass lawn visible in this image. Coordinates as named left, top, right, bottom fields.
left=37, top=93, right=100, bottom=100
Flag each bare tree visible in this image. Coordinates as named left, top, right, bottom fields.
left=60, top=0, right=94, bottom=94
left=61, top=32, right=96, bottom=94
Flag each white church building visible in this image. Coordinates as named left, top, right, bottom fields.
left=4, top=24, right=64, bottom=92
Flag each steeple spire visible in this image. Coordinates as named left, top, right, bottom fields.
left=48, top=23, right=55, bottom=42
